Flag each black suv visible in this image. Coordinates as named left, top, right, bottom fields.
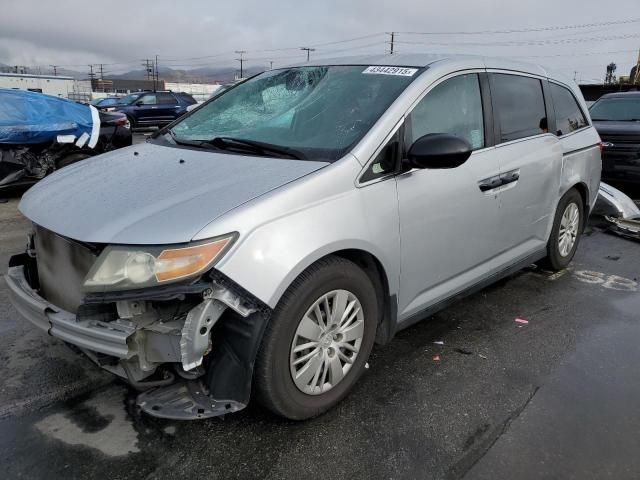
left=590, top=91, right=640, bottom=186
left=105, top=91, right=197, bottom=129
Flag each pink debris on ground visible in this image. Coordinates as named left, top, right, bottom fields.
left=515, top=318, right=529, bottom=325
left=432, top=355, right=441, bottom=362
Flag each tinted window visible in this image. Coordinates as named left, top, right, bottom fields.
left=491, top=74, right=547, bottom=142
left=157, top=92, right=178, bottom=105
left=177, top=92, right=197, bottom=105
left=550, top=83, right=588, bottom=135
left=589, top=96, right=640, bottom=122
left=407, top=74, right=485, bottom=150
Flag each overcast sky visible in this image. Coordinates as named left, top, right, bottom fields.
left=0, top=0, right=639, bottom=82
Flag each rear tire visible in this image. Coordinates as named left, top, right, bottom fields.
left=540, top=188, right=584, bottom=271
left=253, top=256, right=378, bottom=420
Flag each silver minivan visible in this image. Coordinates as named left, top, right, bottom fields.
left=6, top=54, right=601, bottom=420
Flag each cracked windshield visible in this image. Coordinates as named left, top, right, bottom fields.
left=168, top=66, right=419, bottom=161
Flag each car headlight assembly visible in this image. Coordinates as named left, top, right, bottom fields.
left=83, top=234, right=237, bottom=292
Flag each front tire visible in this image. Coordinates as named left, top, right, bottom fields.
left=541, top=188, right=584, bottom=271
left=254, top=256, right=378, bottom=420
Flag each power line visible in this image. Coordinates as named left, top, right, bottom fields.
left=394, top=31, right=640, bottom=48
left=397, top=17, right=640, bottom=35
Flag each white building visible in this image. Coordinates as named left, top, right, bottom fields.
left=0, top=73, right=76, bottom=97
left=165, top=82, right=223, bottom=102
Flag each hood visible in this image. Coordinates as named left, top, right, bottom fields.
left=593, top=120, right=640, bottom=137
left=20, top=142, right=328, bottom=245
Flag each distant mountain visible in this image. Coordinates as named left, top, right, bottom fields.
left=0, top=63, right=267, bottom=84
left=109, top=65, right=266, bottom=83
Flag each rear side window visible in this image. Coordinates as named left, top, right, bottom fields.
left=177, top=92, right=197, bottom=105
left=550, top=83, right=588, bottom=136
left=140, top=94, right=157, bottom=105
left=406, top=73, right=485, bottom=150
left=491, top=74, right=547, bottom=143
left=157, top=92, right=178, bottom=105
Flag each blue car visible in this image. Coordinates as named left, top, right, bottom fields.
left=90, top=97, right=120, bottom=108
left=105, top=91, right=197, bottom=129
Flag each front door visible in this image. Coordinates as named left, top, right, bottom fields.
left=396, top=72, right=502, bottom=320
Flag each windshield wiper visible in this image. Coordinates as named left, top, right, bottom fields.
left=207, top=137, right=305, bottom=160
left=165, top=130, right=222, bottom=150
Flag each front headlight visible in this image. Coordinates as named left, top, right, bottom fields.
left=83, top=233, right=237, bottom=292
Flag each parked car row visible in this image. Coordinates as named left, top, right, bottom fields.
left=93, top=91, right=197, bottom=128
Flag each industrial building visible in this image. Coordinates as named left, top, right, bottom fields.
left=0, top=72, right=76, bottom=97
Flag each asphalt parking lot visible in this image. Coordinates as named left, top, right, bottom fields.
left=1, top=186, right=639, bottom=479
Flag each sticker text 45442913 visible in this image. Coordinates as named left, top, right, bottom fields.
left=362, top=66, right=418, bottom=76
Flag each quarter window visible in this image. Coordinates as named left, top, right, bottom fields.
left=550, top=83, right=588, bottom=136
left=491, top=74, right=547, bottom=143
left=406, top=74, right=485, bottom=151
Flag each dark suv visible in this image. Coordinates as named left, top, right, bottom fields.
left=590, top=91, right=640, bottom=186
left=107, top=91, right=197, bottom=129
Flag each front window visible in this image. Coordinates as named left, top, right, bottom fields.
left=166, top=65, right=421, bottom=161
left=590, top=97, right=640, bottom=122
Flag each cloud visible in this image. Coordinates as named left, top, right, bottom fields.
left=0, top=0, right=638, bottom=81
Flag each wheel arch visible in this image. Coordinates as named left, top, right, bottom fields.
left=267, top=246, right=398, bottom=345
left=330, top=249, right=396, bottom=345
left=571, top=181, right=590, bottom=212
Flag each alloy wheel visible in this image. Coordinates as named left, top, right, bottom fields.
left=558, top=202, right=580, bottom=257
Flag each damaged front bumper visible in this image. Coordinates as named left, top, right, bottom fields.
left=5, top=263, right=270, bottom=420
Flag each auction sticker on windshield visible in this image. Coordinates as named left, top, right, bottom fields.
left=362, top=66, right=418, bottom=76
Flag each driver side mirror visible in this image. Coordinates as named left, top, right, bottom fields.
left=135, top=100, right=144, bottom=106
left=405, top=133, right=472, bottom=170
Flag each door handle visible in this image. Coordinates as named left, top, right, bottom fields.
left=499, top=170, right=520, bottom=186
left=478, top=175, right=502, bottom=192
left=478, top=170, right=520, bottom=192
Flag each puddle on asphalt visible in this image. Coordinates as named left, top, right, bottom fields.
left=35, top=387, right=140, bottom=457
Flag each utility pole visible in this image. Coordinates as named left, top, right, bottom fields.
left=155, top=54, right=159, bottom=91
left=88, top=64, right=96, bottom=89
left=142, top=59, right=153, bottom=81
left=388, top=32, right=395, bottom=54
left=270, top=61, right=274, bottom=70
left=98, top=63, right=104, bottom=80
left=235, top=50, right=247, bottom=79
left=300, top=47, right=315, bottom=62
left=50, top=65, right=58, bottom=76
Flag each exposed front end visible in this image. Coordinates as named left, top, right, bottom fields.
left=6, top=224, right=271, bottom=419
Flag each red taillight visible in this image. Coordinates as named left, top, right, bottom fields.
left=112, top=117, right=128, bottom=127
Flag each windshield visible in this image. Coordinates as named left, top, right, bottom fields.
left=117, top=93, right=143, bottom=105
left=167, top=65, right=421, bottom=161
left=590, top=97, right=640, bottom=121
